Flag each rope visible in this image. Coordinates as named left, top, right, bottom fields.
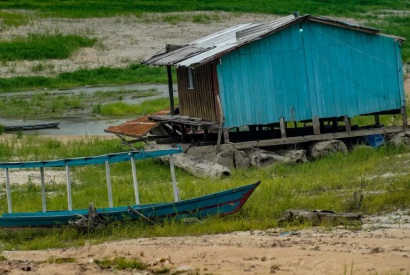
left=309, top=27, right=398, bottom=68
left=306, top=25, right=399, bottom=101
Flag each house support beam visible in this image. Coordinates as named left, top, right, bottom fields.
left=280, top=118, right=287, bottom=138
left=312, top=116, right=320, bottom=135
left=167, top=66, right=175, bottom=116
left=223, top=128, right=230, bottom=143
left=375, top=115, right=380, bottom=128
left=402, top=106, right=408, bottom=131
left=344, top=116, right=351, bottom=132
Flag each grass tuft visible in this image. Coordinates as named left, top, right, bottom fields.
left=47, top=257, right=76, bottom=264
left=96, top=97, right=179, bottom=116
left=0, top=34, right=97, bottom=62
left=95, top=257, right=147, bottom=270
left=0, top=64, right=175, bottom=93
left=0, top=11, right=30, bottom=29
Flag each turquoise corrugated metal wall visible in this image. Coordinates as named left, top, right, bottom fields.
left=217, top=21, right=405, bottom=128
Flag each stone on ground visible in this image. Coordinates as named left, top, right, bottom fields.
left=308, top=140, right=348, bottom=158
left=388, top=131, right=410, bottom=146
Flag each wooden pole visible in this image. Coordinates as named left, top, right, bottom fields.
left=66, top=165, right=72, bottom=211
left=131, top=156, right=140, bottom=205
left=344, top=116, right=351, bottom=132
left=167, top=66, right=175, bottom=115
left=169, top=154, right=180, bottom=202
left=40, top=167, right=46, bottom=213
left=312, top=116, right=320, bottom=135
left=280, top=118, right=287, bottom=138
left=401, top=106, right=408, bottom=131
left=5, top=168, right=12, bottom=213
left=105, top=161, right=113, bottom=208
left=223, top=128, right=230, bottom=143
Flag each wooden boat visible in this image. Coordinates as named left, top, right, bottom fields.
left=0, top=181, right=259, bottom=228
left=4, top=122, right=60, bottom=131
left=0, top=146, right=260, bottom=228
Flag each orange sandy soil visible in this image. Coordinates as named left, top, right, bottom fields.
left=1, top=224, right=409, bottom=275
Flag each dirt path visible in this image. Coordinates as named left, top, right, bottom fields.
left=2, top=217, right=410, bottom=275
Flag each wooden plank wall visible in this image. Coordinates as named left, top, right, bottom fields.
left=177, top=63, right=217, bottom=122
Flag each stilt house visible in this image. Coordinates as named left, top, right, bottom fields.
left=141, top=13, right=407, bottom=147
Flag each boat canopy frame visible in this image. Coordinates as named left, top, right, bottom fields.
left=0, top=146, right=183, bottom=214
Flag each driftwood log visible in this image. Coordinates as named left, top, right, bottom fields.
left=69, top=202, right=106, bottom=231
left=279, top=210, right=362, bottom=226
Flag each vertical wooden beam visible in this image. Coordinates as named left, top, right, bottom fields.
left=204, top=129, right=210, bottom=141
left=280, top=118, right=287, bottom=138
left=165, top=45, right=175, bottom=116
left=344, top=116, right=351, bottom=132
left=211, top=63, right=221, bottom=122
left=105, top=161, right=113, bottom=208
left=40, top=167, right=46, bottom=213
left=312, top=116, right=320, bottom=135
left=294, top=121, right=297, bottom=129
left=66, top=165, right=72, bottom=211
left=131, top=156, right=140, bottom=205
left=169, top=154, right=180, bottom=202
left=5, top=168, right=12, bottom=213
left=167, top=66, right=175, bottom=116
left=402, top=106, right=408, bottom=131
left=375, top=115, right=380, bottom=128
left=180, top=125, right=187, bottom=141
left=223, top=128, right=230, bottom=143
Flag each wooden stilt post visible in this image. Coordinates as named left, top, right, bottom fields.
left=223, top=128, right=230, bottom=143
left=40, top=167, right=46, bottom=213
left=280, top=118, right=287, bottom=138
left=401, top=106, right=408, bottom=131
left=130, top=156, right=140, bottom=205
left=375, top=115, right=380, bottom=128
left=66, top=165, right=72, bottom=211
left=312, top=116, right=320, bottom=135
left=105, top=161, right=113, bottom=208
left=204, top=129, right=210, bottom=141
left=5, top=168, right=12, bottom=213
left=344, top=116, right=351, bottom=132
left=169, top=154, right=180, bottom=202
left=181, top=125, right=187, bottom=141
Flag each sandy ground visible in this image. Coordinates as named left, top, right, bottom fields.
left=0, top=11, right=363, bottom=79
left=1, top=212, right=410, bottom=275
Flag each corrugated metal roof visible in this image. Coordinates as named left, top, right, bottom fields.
left=104, top=108, right=170, bottom=138
left=143, top=13, right=404, bottom=68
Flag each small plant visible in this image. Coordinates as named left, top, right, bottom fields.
left=153, top=267, right=171, bottom=274
left=48, top=257, right=76, bottom=264
left=16, top=130, right=23, bottom=139
left=0, top=124, right=4, bottom=135
left=95, top=257, right=147, bottom=270
left=0, top=255, right=6, bottom=261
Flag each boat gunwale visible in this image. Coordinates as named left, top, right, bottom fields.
left=0, top=181, right=260, bottom=221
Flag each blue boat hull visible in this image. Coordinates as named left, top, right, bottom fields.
left=0, top=181, right=260, bottom=228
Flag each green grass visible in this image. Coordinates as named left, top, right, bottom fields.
left=95, top=257, right=147, bottom=270
left=0, top=34, right=96, bottom=62
left=0, top=0, right=408, bottom=18
left=47, top=257, right=76, bottom=264
left=96, top=97, right=179, bottom=116
left=0, top=135, right=409, bottom=250
left=0, top=11, right=30, bottom=29
left=0, top=89, right=161, bottom=117
left=0, top=64, right=176, bottom=93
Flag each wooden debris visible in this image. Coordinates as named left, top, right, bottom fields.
left=279, top=210, right=362, bottom=226
left=69, top=202, right=106, bottom=231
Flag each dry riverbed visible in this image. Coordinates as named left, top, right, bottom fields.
left=1, top=212, right=409, bottom=275
left=0, top=11, right=363, bottom=79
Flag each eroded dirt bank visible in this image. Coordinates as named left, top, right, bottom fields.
left=2, top=216, right=410, bottom=275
